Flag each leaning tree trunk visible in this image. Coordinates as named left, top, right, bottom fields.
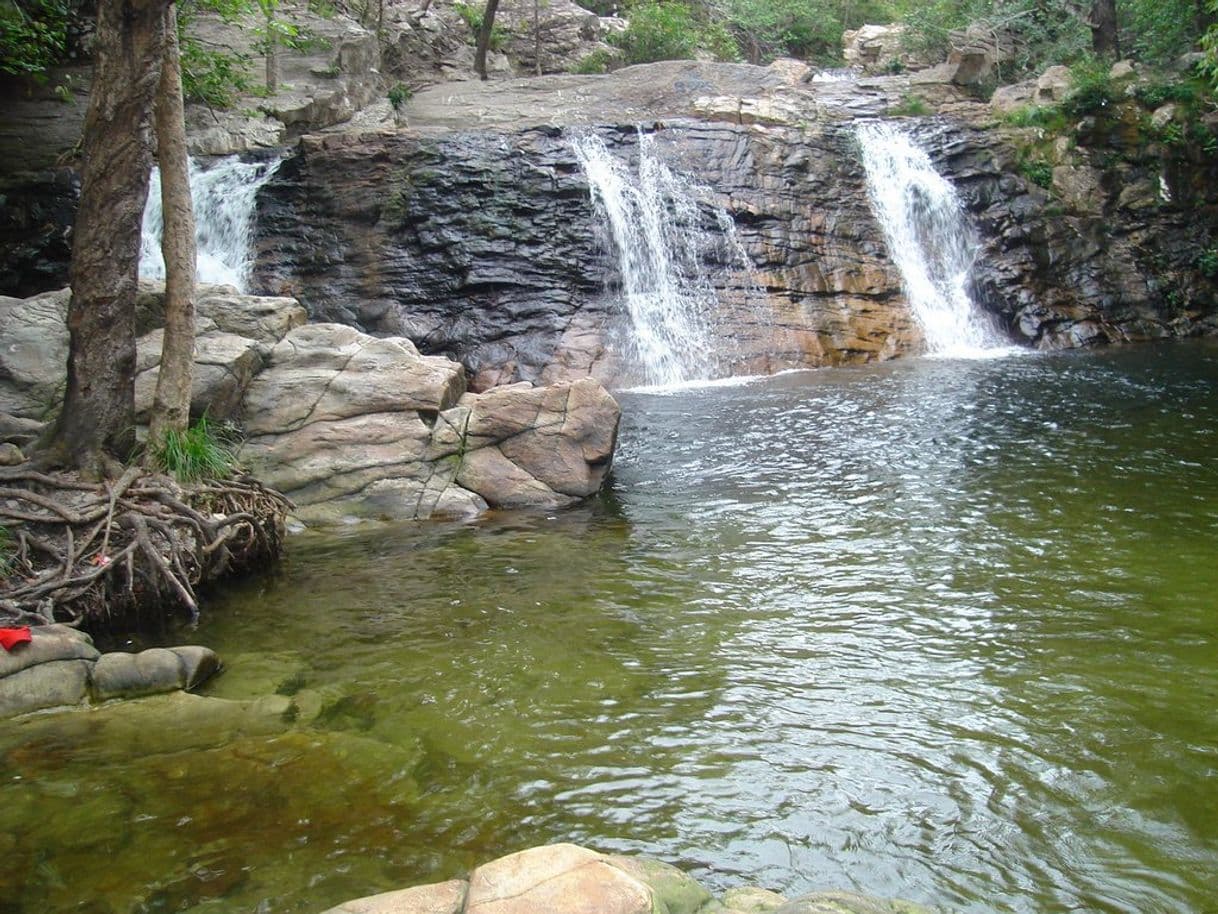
left=1091, top=0, right=1120, bottom=58
left=47, top=0, right=168, bottom=477
left=148, top=1, right=197, bottom=452
left=474, top=0, right=501, bottom=80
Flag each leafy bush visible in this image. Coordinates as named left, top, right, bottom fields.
left=1134, top=79, right=1201, bottom=110
left=1061, top=55, right=1118, bottom=118
left=1122, top=0, right=1202, bottom=67
left=150, top=416, right=239, bottom=483
left=1019, top=157, right=1054, bottom=188
left=387, top=81, right=411, bottom=109
left=610, top=1, right=700, bottom=63
left=1197, top=247, right=1218, bottom=277
left=571, top=48, right=615, bottom=74
left=0, top=0, right=72, bottom=76
left=181, top=37, right=253, bottom=107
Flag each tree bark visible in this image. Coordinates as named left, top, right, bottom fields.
left=265, top=6, right=279, bottom=92
left=46, top=0, right=168, bottom=476
left=533, top=0, right=541, bottom=76
left=474, top=0, right=501, bottom=80
left=1090, top=0, right=1119, bottom=58
left=148, top=1, right=197, bottom=452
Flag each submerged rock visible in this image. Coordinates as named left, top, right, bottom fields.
left=0, top=624, right=221, bottom=718
left=319, top=843, right=943, bottom=914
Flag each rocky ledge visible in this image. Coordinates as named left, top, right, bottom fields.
left=0, top=284, right=620, bottom=525
left=0, top=624, right=219, bottom=718
left=321, top=843, right=939, bottom=914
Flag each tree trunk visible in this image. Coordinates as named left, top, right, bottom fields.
left=474, top=0, right=500, bottom=80
left=533, top=0, right=541, bottom=76
left=264, top=2, right=279, bottom=92
left=1090, top=0, right=1119, bottom=58
left=46, top=0, right=168, bottom=476
left=149, top=1, right=197, bottom=453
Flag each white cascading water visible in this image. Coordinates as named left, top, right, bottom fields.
left=140, top=155, right=282, bottom=292
left=856, top=121, right=1004, bottom=356
left=572, top=131, right=754, bottom=387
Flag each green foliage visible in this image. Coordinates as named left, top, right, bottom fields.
left=698, top=19, right=741, bottom=61
left=888, top=92, right=930, bottom=116
left=611, top=1, right=700, bottom=63
left=1019, top=156, right=1054, bottom=188
left=150, top=416, right=239, bottom=483
left=181, top=38, right=254, bottom=107
left=1134, top=79, right=1200, bottom=110
left=1122, top=0, right=1201, bottom=67
left=721, top=0, right=890, bottom=64
left=1002, top=104, right=1067, bottom=131
left=454, top=1, right=509, bottom=50
left=0, top=0, right=71, bottom=76
left=570, top=48, right=615, bottom=73
left=1197, top=247, right=1218, bottom=277
left=1061, top=55, right=1117, bottom=118
left=896, top=0, right=1087, bottom=81
left=387, top=81, right=411, bottom=109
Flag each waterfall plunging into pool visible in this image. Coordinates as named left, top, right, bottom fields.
left=139, top=155, right=282, bottom=293
left=571, top=131, right=754, bottom=387
left=856, top=121, right=1004, bottom=356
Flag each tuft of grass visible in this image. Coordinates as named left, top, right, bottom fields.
left=150, top=416, right=239, bottom=483
left=888, top=93, right=930, bottom=118
left=1003, top=104, right=1067, bottom=132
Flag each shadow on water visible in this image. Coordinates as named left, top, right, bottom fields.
left=2, top=341, right=1217, bottom=913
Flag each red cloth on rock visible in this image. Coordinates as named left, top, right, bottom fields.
left=0, top=626, right=32, bottom=651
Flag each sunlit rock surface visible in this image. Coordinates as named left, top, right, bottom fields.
left=319, top=843, right=941, bottom=914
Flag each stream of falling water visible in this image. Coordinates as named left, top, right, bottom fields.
left=571, top=131, right=756, bottom=387
left=856, top=121, right=1007, bottom=357
left=139, top=155, right=282, bottom=293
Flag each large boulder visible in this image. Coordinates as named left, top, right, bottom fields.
left=0, top=288, right=69, bottom=420
left=240, top=323, right=620, bottom=523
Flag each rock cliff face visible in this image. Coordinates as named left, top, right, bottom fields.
left=4, top=60, right=1216, bottom=388
left=252, top=83, right=1218, bottom=388
left=254, top=120, right=922, bottom=389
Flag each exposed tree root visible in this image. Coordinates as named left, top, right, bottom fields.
left=0, top=467, right=292, bottom=632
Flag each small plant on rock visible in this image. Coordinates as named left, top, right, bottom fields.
left=388, top=81, right=411, bottom=110
left=888, top=93, right=930, bottom=117
left=1019, top=157, right=1054, bottom=189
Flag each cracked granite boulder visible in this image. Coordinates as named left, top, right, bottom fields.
left=239, top=323, right=620, bottom=524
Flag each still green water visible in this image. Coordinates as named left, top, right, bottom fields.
left=3, top=343, right=1217, bottom=914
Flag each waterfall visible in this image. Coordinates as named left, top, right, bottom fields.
left=856, top=121, right=1004, bottom=356
left=571, top=131, right=754, bottom=387
left=140, top=155, right=282, bottom=293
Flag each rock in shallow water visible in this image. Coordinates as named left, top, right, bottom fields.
left=320, top=844, right=944, bottom=914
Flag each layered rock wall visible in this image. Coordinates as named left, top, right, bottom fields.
left=0, top=284, right=620, bottom=525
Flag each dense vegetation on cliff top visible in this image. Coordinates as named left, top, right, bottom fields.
left=5, top=0, right=1218, bottom=98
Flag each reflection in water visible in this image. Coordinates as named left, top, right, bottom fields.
left=3, top=343, right=1218, bottom=913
